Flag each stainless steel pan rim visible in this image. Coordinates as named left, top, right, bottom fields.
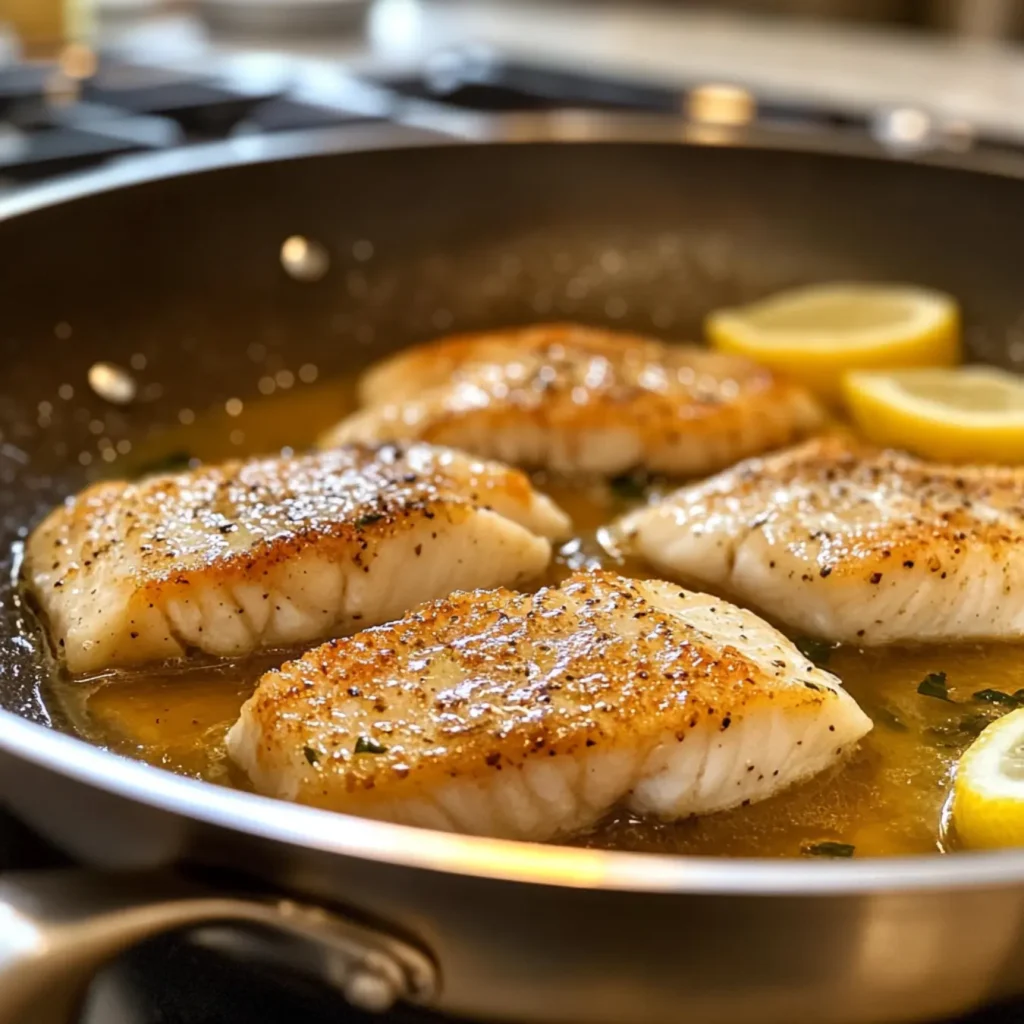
left=4, top=115, right=1024, bottom=898
left=6, top=110, right=1024, bottom=229
left=4, top=682, right=1024, bottom=895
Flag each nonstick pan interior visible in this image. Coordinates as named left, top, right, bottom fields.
left=2, top=136, right=1023, bottom=730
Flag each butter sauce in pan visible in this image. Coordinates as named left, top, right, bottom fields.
left=41, top=371, right=1024, bottom=860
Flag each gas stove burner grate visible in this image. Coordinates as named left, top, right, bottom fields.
left=0, top=56, right=387, bottom=185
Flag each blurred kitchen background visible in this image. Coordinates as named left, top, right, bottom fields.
left=5, top=0, right=1024, bottom=188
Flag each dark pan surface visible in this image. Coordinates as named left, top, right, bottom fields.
left=2, top=134, right=1024, bottom=734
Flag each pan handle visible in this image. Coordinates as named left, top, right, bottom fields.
left=0, top=869, right=437, bottom=1024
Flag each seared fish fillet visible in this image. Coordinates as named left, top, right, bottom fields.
left=620, top=436, right=1024, bottom=645
left=320, top=324, right=823, bottom=477
left=227, top=571, right=871, bottom=841
left=26, top=443, right=569, bottom=674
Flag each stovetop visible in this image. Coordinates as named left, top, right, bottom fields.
left=5, top=40, right=1024, bottom=189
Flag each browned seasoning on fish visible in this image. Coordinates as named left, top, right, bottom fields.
left=25, top=443, right=569, bottom=673
left=320, top=323, right=824, bottom=477
left=227, top=570, right=871, bottom=841
left=620, top=435, right=1024, bottom=644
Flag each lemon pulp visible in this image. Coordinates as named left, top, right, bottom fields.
left=843, top=366, right=1024, bottom=464
left=954, top=708, right=1024, bottom=849
left=707, top=282, right=960, bottom=401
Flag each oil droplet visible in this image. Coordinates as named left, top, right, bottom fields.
left=604, top=296, right=628, bottom=319
left=88, top=362, right=137, bottom=405
left=88, top=419, right=105, bottom=435
left=58, top=384, right=74, bottom=401
left=101, top=448, right=117, bottom=463
left=600, top=250, right=624, bottom=275
left=298, top=363, right=319, bottom=384
left=281, top=236, right=329, bottom=282
left=652, top=305, right=676, bottom=330
left=230, top=429, right=245, bottom=446
left=565, top=278, right=588, bottom=301
left=54, top=322, right=72, bottom=340
left=352, top=239, right=374, bottom=262
left=275, top=370, right=295, bottom=390
left=78, top=451, right=92, bottom=466
left=225, top=398, right=244, bottom=417
left=178, top=409, right=195, bottom=426
left=130, top=353, right=147, bottom=371
left=258, top=376, right=276, bottom=395
left=116, top=439, right=132, bottom=455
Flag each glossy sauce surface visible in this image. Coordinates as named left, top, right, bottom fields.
left=48, top=377, right=1024, bottom=858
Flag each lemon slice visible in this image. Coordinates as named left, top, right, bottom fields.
left=953, top=708, right=1024, bottom=850
left=842, top=366, right=1024, bottom=464
left=706, top=283, right=961, bottom=401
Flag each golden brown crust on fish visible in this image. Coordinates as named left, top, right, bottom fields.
left=26, top=443, right=569, bottom=673
left=230, top=570, right=869, bottom=823
left=621, top=436, right=1024, bottom=644
left=720, top=436, right=1024, bottom=574
left=323, top=324, right=824, bottom=477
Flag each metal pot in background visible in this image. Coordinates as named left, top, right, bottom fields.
left=686, top=0, right=916, bottom=23
left=196, top=0, right=372, bottom=39
left=931, top=0, right=1023, bottom=40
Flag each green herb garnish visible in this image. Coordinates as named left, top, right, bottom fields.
left=135, top=451, right=194, bottom=477
left=354, top=736, right=388, bottom=755
left=795, top=637, right=834, bottom=667
left=802, top=841, right=855, bottom=859
left=355, top=513, right=385, bottom=528
left=926, top=710, right=999, bottom=747
left=608, top=474, right=648, bottom=501
left=874, top=706, right=908, bottom=732
left=303, top=746, right=319, bottom=765
left=973, top=688, right=1022, bottom=708
left=958, top=712, right=1000, bottom=737
left=917, top=671, right=950, bottom=702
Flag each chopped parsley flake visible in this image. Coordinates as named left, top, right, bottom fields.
left=802, top=841, right=855, bottom=859
left=874, top=706, right=908, bottom=732
left=608, top=474, right=648, bottom=501
left=795, top=637, right=833, bottom=667
left=973, top=688, right=1024, bottom=709
left=354, top=736, right=388, bottom=755
left=355, top=513, right=385, bottom=528
left=917, top=671, right=950, bottom=702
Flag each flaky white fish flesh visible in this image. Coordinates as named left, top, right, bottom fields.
left=25, top=443, right=569, bottom=674
left=620, top=435, right=1024, bottom=644
left=320, top=324, right=823, bottom=477
left=227, top=570, right=871, bottom=841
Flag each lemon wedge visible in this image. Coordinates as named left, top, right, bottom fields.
left=842, top=366, right=1024, bottom=464
left=953, top=708, right=1024, bottom=850
left=706, top=283, right=961, bottom=401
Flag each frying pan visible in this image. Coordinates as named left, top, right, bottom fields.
left=2, top=119, right=1024, bottom=1024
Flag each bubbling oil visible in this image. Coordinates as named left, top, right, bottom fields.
left=47, top=378, right=1024, bottom=859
